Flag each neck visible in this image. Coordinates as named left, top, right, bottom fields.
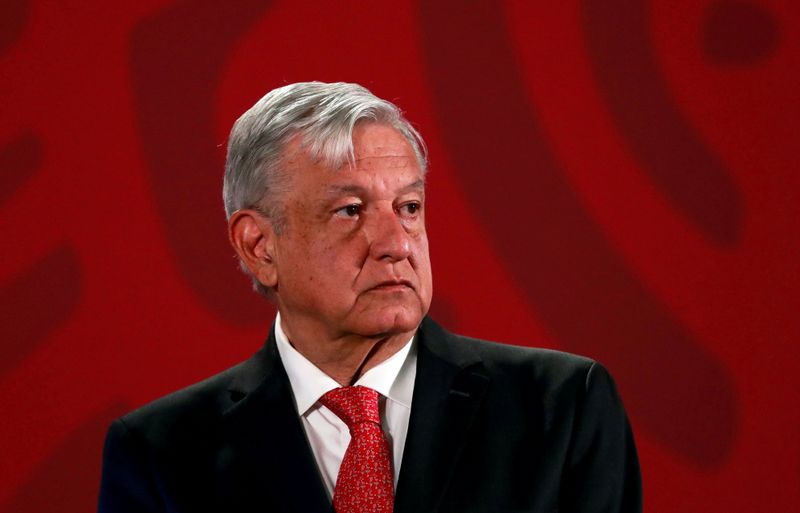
left=279, top=316, right=413, bottom=386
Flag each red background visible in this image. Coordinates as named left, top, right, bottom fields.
left=1, top=0, right=798, bottom=511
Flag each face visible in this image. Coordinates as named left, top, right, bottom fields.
left=269, top=123, right=432, bottom=340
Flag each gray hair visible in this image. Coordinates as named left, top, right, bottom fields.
left=222, top=81, right=428, bottom=296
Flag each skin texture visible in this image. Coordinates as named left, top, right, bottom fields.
left=229, top=123, right=432, bottom=385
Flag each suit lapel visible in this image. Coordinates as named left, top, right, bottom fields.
left=218, top=329, right=332, bottom=512
left=394, top=318, right=490, bottom=513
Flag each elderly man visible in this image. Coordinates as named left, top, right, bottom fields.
left=98, top=82, right=641, bottom=513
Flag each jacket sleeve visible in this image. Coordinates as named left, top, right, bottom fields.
left=561, top=362, right=642, bottom=513
left=97, top=418, right=164, bottom=513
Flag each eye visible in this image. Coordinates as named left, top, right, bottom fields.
left=399, top=202, right=421, bottom=216
left=334, top=204, right=362, bottom=218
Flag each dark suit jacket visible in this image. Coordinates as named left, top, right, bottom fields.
left=98, top=317, right=641, bottom=512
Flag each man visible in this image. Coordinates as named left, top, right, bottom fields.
left=98, top=82, right=641, bottom=512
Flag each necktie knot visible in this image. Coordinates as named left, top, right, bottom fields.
left=319, top=386, right=381, bottom=428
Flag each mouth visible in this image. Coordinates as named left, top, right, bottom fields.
left=370, top=279, right=414, bottom=292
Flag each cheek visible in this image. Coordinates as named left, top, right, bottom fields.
left=308, top=237, right=368, bottom=282
left=412, top=231, right=431, bottom=261
left=412, top=235, right=433, bottom=284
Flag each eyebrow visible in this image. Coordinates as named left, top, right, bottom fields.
left=325, top=179, right=425, bottom=197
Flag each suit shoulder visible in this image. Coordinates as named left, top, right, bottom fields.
left=440, top=330, right=626, bottom=429
left=116, top=357, right=254, bottom=440
left=452, top=331, right=597, bottom=378
left=420, top=317, right=600, bottom=384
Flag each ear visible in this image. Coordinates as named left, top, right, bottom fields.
left=228, top=209, right=278, bottom=289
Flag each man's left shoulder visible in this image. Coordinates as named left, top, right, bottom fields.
left=463, top=332, right=593, bottom=370
left=421, top=317, right=595, bottom=370
left=416, top=322, right=641, bottom=511
left=418, top=317, right=618, bottom=398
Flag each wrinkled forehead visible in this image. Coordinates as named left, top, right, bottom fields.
left=351, top=154, right=419, bottom=172
left=351, top=123, right=417, bottom=160
left=277, top=130, right=425, bottom=203
left=282, top=123, right=421, bottom=174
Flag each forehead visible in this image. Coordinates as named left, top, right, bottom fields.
left=284, top=124, right=423, bottom=190
left=351, top=123, right=415, bottom=160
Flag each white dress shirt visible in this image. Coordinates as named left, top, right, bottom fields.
left=274, top=314, right=417, bottom=499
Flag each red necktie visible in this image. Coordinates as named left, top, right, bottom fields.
left=319, top=386, right=394, bottom=513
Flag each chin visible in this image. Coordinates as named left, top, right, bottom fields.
left=356, top=305, right=425, bottom=338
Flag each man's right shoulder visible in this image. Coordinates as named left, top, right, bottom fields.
left=114, top=344, right=272, bottom=442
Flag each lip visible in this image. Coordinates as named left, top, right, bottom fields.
left=370, top=279, right=414, bottom=291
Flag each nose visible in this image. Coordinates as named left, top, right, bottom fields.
left=367, top=207, right=413, bottom=262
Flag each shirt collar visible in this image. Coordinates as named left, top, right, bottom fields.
left=274, top=313, right=417, bottom=416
